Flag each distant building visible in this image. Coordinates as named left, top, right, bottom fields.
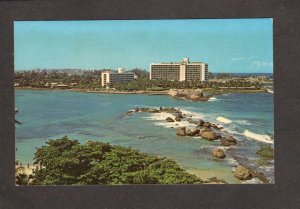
left=101, top=70, right=135, bottom=87
left=150, top=58, right=208, bottom=81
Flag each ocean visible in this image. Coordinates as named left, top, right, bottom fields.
left=15, top=89, right=274, bottom=183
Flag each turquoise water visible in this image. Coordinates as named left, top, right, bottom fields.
left=15, top=90, right=274, bottom=183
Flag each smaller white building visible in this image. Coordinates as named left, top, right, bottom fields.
left=101, top=70, right=135, bottom=87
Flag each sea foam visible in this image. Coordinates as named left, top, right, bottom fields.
left=208, top=97, right=218, bottom=102
left=243, top=130, right=274, bottom=144
left=216, top=116, right=232, bottom=124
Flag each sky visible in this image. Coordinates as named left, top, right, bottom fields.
left=14, top=19, right=273, bottom=73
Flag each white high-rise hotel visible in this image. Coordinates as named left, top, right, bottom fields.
left=150, top=58, right=208, bottom=81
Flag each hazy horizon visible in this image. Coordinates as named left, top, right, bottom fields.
left=14, top=19, right=273, bottom=73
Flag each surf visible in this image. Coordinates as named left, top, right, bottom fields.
left=243, top=130, right=274, bottom=144
left=216, top=116, right=232, bottom=124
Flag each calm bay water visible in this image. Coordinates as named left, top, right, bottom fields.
left=15, top=89, right=274, bottom=183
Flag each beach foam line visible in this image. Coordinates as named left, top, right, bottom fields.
left=216, top=116, right=232, bottom=124
left=141, top=108, right=203, bottom=129
left=243, top=130, right=274, bottom=144
left=208, top=97, right=218, bottom=102
left=235, top=120, right=252, bottom=125
left=242, top=178, right=263, bottom=184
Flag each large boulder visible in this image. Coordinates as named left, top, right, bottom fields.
left=163, top=107, right=177, bottom=113
left=176, top=127, right=186, bottom=136
left=201, top=131, right=221, bottom=141
left=189, top=93, right=202, bottom=101
left=213, top=148, right=226, bottom=159
left=234, top=165, right=253, bottom=180
left=186, top=128, right=200, bottom=136
left=197, top=119, right=205, bottom=126
left=166, top=117, right=175, bottom=122
left=198, top=128, right=206, bottom=136
left=220, top=136, right=237, bottom=146
left=174, top=116, right=181, bottom=121
left=203, top=122, right=211, bottom=128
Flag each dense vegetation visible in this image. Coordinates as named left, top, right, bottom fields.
left=112, top=78, right=262, bottom=91
left=15, top=69, right=264, bottom=91
left=14, top=69, right=102, bottom=88
left=24, top=136, right=202, bottom=185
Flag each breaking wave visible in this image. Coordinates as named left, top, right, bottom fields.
left=243, top=130, right=274, bottom=144
left=216, top=116, right=232, bottom=124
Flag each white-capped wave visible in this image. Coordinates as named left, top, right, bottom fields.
left=208, top=97, right=218, bottom=102
left=236, top=120, right=252, bottom=125
left=242, top=178, right=263, bottom=184
left=226, top=157, right=239, bottom=167
left=216, top=116, right=232, bottom=124
left=243, top=130, right=274, bottom=144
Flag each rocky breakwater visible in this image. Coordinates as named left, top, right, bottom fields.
left=168, top=89, right=209, bottom=101
left=125, top=106, right=270, bottom=183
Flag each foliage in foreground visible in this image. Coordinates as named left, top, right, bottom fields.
left=31, top=136, right=202, bottom=185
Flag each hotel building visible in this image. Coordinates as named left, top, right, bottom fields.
left=150, top=58, right=208, bottom=81
left=101, top=70, right=135, bottom=87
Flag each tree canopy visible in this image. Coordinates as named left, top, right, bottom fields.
left=30, top=136, right=203, bottom=185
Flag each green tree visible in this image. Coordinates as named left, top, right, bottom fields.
left=31, top=136, right=202, bottom=185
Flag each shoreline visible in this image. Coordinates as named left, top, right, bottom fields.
left=129, top=106, right=273, bottom=183
left=15, top=86, right=268, bottom=96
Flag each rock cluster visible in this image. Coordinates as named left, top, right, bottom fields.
left=168, top=89, right=209, bottom=101
left=125, top=106, right=269, bottom=182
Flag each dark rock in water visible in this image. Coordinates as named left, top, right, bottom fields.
left=203, top=122, right=211, bottom=128
left=213, top=148, right=226, bottom=159
left=201, top=131, right=220, bottom=141
left=197, top=119, right=205, bottom=126
left=192, top=128, right=200, bottom=135
left=175, top=116, right=181, bottom=121
left=135, top=107, right=140, bottom=112
left=176, top=127, right=186, bottom=136
left=186, top=128, right=199, bottom=136
left=186, top=129, right=193, bottom=136
left=166, top=117, right=175, bottom=122
left=174, top=112, right=184, bottom=119
left=159, top=107, right=163, bottom=111
left=148, top=108, right=160, bottom=113
left=125, top=110, right=134, bottom=116
left=234, top=165, right=253, bottom=180
left=163, top=107, right=177, bottom=113
left=198, top=128, right=206, bottom=136
left=220, top=136, right=237, bottom=146
left=140, top=107, right=150, bottom=112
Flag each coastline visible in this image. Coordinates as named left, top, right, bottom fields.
left=15, top=91, right=274, bottom=184
left=15, top=86, right=268, bottom=96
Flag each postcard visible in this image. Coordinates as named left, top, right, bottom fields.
left=14, top=19, right=274, bottom=185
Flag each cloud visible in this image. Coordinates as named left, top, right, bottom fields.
left=251, top=61, right=273, bottom=68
